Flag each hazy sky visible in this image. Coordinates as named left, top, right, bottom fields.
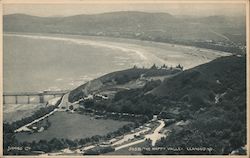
left=3, top=3, right=246, bottom=17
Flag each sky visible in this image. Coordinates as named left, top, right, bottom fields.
left=3, top=3, right=246, bottom=17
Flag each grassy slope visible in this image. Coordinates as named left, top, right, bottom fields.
left=152, top=55, right=246, bottom=106
left=68, top=68, right=180, bottom=103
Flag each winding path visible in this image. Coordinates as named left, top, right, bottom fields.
left=145, top=120, right=166, bottom=146
left=114, top=120, right=166, bottom=151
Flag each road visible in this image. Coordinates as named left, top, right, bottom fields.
left=112, top=127, right=150, bottom=146
left=114, top=120, right=166, bottom=151
left=57, top=93, right=69, bottom=109
left=145, top=120, right=166, bottom=146
left=115, top=139, right=145, bottom=151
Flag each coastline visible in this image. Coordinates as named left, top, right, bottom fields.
left=4, top=31, right=232, bottom=56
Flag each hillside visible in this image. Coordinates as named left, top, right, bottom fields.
left=150, top=56, right=247, bottom=155
left=69, top=55, right=246, bottom=114
left=68, top=55, right=246, bottom=154
left=4, top=12, right=246, bottom=53
left=152, top=55, right=246, bottom=106
left=68, top=67, right=182, bottom=103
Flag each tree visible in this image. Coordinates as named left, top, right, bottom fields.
left=91, top=135, right=101, bottom=142
left=69, top=105, right=74, bottom=111
left=230, top=134, right=244, bottom=149
left=151, top=64, right=157, bottom=69
left=65, top=139, right=77, bottom=147
left=176, top=64, right=184, bottom=70
left=3, top=123, right=18, bottom=155
left=161, top=64, right=167, bottom=69
left=79, top=138, right=87, bottom=145
left=115, top=74, right=129, bottom=84
left=49, top=138, right=64, bottom=150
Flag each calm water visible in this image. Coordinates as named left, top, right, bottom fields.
left=3, top=34, right=144, bottom=92
left=4, top=33, right=230, bottom=93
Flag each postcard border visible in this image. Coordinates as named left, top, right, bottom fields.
left=0, top=0, right=249, bottom=158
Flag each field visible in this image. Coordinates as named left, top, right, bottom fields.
left=15, top=112, right=131, bottom=142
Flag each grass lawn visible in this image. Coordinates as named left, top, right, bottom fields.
left=15, top=111, right=131, bottom=142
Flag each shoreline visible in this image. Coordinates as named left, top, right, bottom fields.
left=4, top=31, right=232, bottom=56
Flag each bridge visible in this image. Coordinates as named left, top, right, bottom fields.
left=3, top=90, right=70, bottom=104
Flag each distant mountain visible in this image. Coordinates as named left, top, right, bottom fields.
left=4, top=11, right=246, bottom=47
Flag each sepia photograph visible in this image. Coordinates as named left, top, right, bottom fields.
left=1, top=0, right=249, bottom=156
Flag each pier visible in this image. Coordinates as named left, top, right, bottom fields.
left=3, top=90, right=69, bottom=104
